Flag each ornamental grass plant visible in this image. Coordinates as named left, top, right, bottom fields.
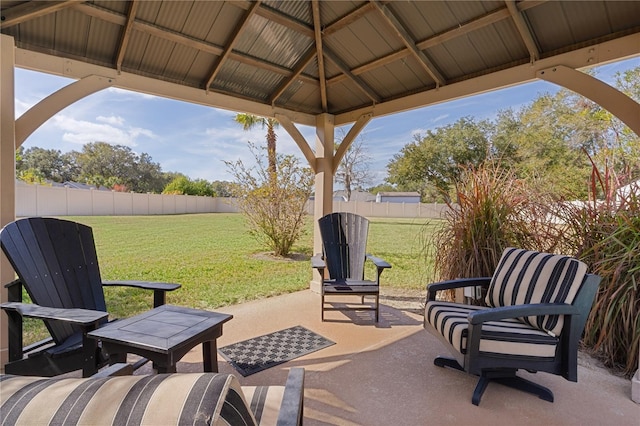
left=430, top=159, right=639, bottom=377
left=428, top=162, right=557, bottom=302
left=553, top=161, right=640, bottom=377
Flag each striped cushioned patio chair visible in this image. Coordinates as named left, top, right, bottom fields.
left=424, top=247, right=600, bottom=405
left=0, top=367, right=304, bottom=426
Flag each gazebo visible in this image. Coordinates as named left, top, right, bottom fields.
left=1, top=1, right=639, bottom=379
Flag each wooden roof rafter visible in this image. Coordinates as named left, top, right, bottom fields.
left=115, top=0, right=139, bottom=74
left=312, top=0, right=328, bottom=112
left=268, top=45, right=316, bottom=105
left=505, top=0, right=540, bottom=63
left=0, top=0, right=77, bottom=28
left=323, top=48, right=382, bottom=104
left=204, top=0, right=261, bottom=91
left=371, top=0, right=446, bottom=87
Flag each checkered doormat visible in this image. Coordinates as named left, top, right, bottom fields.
left=218, top=325, right=335, bottom=376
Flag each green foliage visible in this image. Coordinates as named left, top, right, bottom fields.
left=74, top=142, right=167, bottom=193
left=17, top=168, right=47, bottom=185
left=211, top=180, right=234, bottom=197
left=163, top=176, right=215, bottom=196
left=17, top=146, right=78, bottom=183
left=430, top=162, right=556, bottom=295
left=553, top=160, right=640, bottom=377
left=22, top=214, right=437, bottom=344
left=386, top=117, right=492, bottom=201
left=388, top=67, right=640, bottom=201
left=226, top=143, right=314, bottom=257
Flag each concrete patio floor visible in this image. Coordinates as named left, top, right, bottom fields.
left=149, top=290, right=637, bottom=425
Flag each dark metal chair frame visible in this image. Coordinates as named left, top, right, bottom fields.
left=425, top=273, right=601, bottom=405
left=1, top=217, right=180, bottom=377
left=312, top=212, right=391, bottom=322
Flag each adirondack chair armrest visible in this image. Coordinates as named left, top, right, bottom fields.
left=0, top=302, right=108, bottom=326
left=427, top=277, right=492, bottom=301
left=311, top=254, right=325, bottom=269
left=366, top=254, right=391, bottom=269
left=102, top=280, right=181, bottom=307
left=4, top=278, right=23, bottom=302
left=311, top=254, right=326, bottom=272
left=277, top=367, right=305, bottom=426
left=366, top=254, right=391, bottom=282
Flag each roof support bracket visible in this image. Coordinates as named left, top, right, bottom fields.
left=276, top=113, right=318, bottom=172
left=15, top=74, right=115, bottom=147
left=537, top=65, right=640, bottom=137
left=333, top=113, right=372, bottom=173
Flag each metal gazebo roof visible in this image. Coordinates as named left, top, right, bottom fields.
left=2, top=1, right=639, bottom=127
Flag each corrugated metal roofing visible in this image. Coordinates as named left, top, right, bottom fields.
left=1, top=1, right=639, bottom=121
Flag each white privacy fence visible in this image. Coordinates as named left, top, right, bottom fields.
left=16, top=182, right=449, bottom=219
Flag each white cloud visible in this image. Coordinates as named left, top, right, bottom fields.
left=430, top=114, right=450, bottom=123
left=52, top=114, right=155, bottom=147
left=15, top=98, right=34, bottom=117
left=96, top=115, right=125, bottom=126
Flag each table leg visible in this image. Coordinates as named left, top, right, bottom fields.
left=203, top=340, right=218, bottom=373
left=155, top=361, right=177, bottom=374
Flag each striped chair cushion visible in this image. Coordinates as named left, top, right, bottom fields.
left=0, top=373, right=285, bottom=426
left=485, top=247, right=588, bottom=336
left=425, top=301, right=559, bottom=359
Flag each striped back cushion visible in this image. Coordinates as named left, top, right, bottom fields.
left=0, top=373, right=257, bottom=426
left=485, top=247, right=588, bottom=336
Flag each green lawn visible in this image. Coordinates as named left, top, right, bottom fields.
left=22, top=213, right=441, bottom=342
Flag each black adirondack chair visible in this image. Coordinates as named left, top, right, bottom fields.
left=424, top=247, right=601, bottom=405
left=0, top=217, right=181, bottom=377
left=311, top=212, right=391, bottom=322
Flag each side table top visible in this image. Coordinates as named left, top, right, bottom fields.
left=88, top=305, right=232, bottom=353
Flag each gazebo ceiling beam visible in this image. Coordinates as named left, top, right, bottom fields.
left=0, top=1, right=77, bottom=28
left=323, top=48, right=382, bottom=104
left=323, top=3, right=376, bottom=37
left=506, top=0, right=540, bottom=62
left=372, top=1, right=446, bottom=87
left=312, top=0, right=328, bottom=112
left=115, top=0, right=139, bottom=74
left=204, top=1, right=261, bottom=91
left=269, top=46, right=317, bottom=105
left=255, top=4, right=314, bottom=38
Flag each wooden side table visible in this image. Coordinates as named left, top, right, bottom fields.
left=88, top=305, right=232, bottom=373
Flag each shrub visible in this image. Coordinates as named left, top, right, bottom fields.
left=428, top=162, right=557, bottom=301
left=554, top=161, right=639, bottom=377
left=226, top=142, right=314, bottom=257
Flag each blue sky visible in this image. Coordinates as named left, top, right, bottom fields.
left=15, top=57, right=639, bottom=187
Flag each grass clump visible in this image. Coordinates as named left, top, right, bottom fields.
left=429, top=159, right=639, bottom=378
left=430, top=163, right=554, bottom=292
left=554, top=163, right=640, bottom=377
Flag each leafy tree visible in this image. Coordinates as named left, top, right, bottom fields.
left=17, top=168, right=47, bottom=184
left=492, top=98, right=591, bottom=199
left=74, top=142, right=164, bottom=193
left=18, top=147, right=78, bottom=182
left=334, top=132, right=372, bottom=201
left=135, top=152, right=171, bottom=193
left=163, top=176, right=215, bottom=196
left=226, top=142, right=314, bottom=257
left=367, top=183, right=396, bottom=194
left=386, top=117, right=491, bottom=201
left=211, top=180, right=234, bottom=197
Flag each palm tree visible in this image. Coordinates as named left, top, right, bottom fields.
left=234, top=114, right=279, bottom=178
